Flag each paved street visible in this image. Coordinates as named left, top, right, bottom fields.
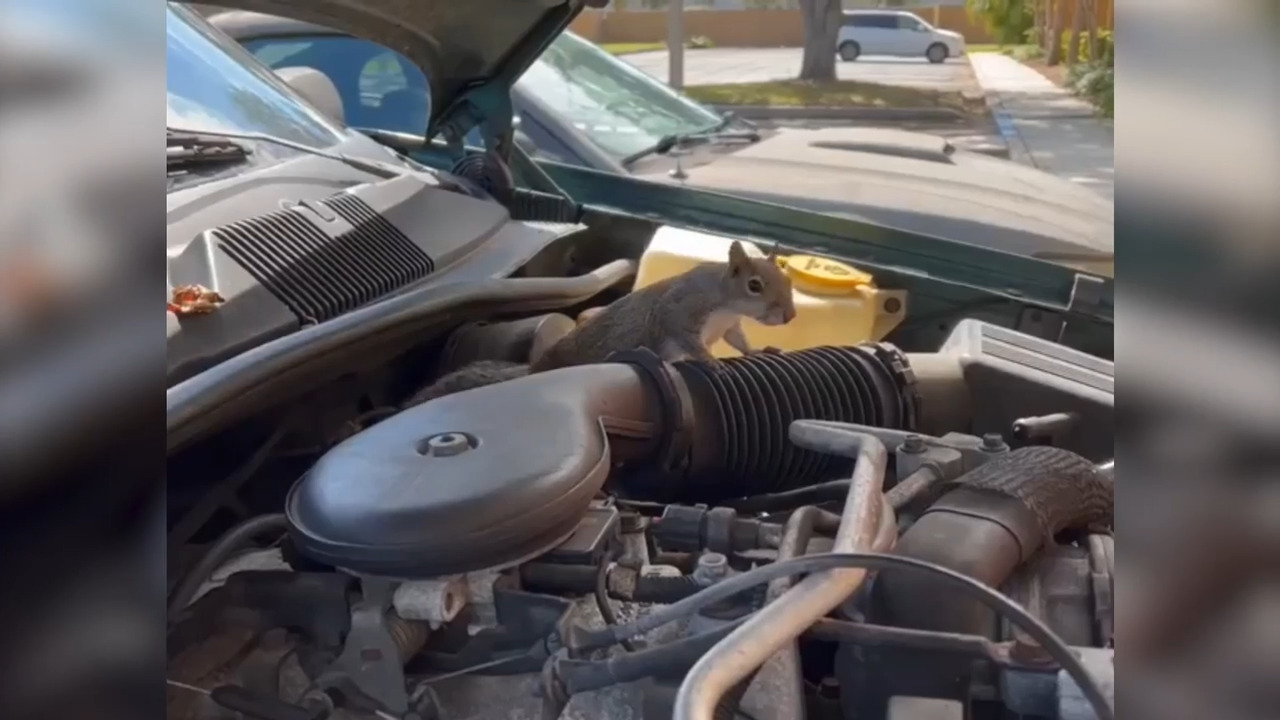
left=968, top=53, right=1114, bottom=200
left=622, top=48, right=973, bottom=92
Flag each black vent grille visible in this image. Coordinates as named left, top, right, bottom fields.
left=213, top=195, right=433, bottom=324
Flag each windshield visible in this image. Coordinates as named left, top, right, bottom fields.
left=517, top=32, right=723, bottom=159
left=241, top=34, right=432, bottom=136
left=167, top=6, right=345, bottom=158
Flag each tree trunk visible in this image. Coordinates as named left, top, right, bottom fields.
left=1086, top=0, right=1100, bottom=61
left=1067, top=0, right=1085, bottom=65
left=1045, top=0, right=1066, bottom=65
left=798, top=0, right=842, bottom=81
left=1035, top=0, right=1049, bottom=50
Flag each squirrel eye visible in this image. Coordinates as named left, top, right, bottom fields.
left=746, top=277, right=764, bottom=294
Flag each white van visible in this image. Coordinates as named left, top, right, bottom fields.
left=837, top=10, right=966, bottom=64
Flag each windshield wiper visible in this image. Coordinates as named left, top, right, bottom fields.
left=621, top=113, right=761, bottom=167
left=167, top=132, right=251, bottom=173
left=166, top=127, right=409, bottom=180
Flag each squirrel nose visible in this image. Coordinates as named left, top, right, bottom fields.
left=784, top=307, right=797, bottom=323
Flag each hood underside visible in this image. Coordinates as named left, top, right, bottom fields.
left=187, top=0, right=600, bottom=137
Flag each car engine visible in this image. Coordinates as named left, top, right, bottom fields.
left=166, top=317, right=1113, bottom=720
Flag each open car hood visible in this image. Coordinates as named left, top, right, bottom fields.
left=185, top=0, right=604, bottom=143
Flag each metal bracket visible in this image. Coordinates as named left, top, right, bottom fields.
left=1015, top=273, right=1110, bottom=342
left=1059, top=273, right=1108, bottom=343
left=433, top=86, right=515, bottom=164
left=797, top=422, right=1006, bottom=483
left=316, top=577, right=411, bottom=715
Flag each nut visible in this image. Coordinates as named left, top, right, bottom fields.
left=424, top=432, right=472, bottom=457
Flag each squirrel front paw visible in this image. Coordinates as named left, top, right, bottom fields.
left=747, top=346, right=784, bottom=355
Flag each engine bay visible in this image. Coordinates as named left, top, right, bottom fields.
left=167, top=305, right=1113, bottom=720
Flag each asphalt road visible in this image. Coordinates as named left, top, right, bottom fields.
left=622, top=48, right=974, bottom=91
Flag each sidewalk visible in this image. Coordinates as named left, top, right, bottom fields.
left=968, top=53, right=1114, bottom=200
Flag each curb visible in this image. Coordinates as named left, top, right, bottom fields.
left=708, top=104, right=970, bottom=123
left=981, top=90, right=1035, bottom=168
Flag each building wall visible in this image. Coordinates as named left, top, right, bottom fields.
left=570, top=1, right=1113, bottom=48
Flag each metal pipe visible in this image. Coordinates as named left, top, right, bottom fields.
left=805, top=618, right=1014, bottom=666
left=766, top=506, right=821, bottom=601
left=672, top=422, right=891, bottom=720
left=884, top=465, right=942, bottom=510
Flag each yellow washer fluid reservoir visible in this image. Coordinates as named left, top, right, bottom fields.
left=633, top=227, right=907, bottom=357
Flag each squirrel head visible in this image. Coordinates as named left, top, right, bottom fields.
left=723, top=241, right=796, bottom=326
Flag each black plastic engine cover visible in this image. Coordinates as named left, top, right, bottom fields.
left=285, top=368, right=626, bottom=578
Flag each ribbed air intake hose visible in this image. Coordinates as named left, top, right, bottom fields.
left=624, top=344, right=917, bottom=503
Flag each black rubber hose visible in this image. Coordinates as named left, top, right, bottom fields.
left=723, top=480, right=851, bottom=514
left=632, top=574, right=704, bottom=603
left=519, top=562, right=598, bottom=594
left=167, top=514, right=288, bottom=619
left=567, top=552, right=1113, bottom=720
left=561, top=619, right=748, bottom=694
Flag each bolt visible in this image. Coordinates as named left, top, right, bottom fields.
left=981, top=433, right=1008, bottom=452
left=425, top=432, right=471, bottom=457
left=901, top=434, right=926, bottom=453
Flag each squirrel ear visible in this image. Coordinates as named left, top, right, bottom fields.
left=732, top=240, right=747, bottom=274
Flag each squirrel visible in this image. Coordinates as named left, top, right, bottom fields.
left=406, top=240, right=797, bottom=406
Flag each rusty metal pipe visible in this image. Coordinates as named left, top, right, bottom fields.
left=672, top=422, right=892, bottom=720
left=766, top=506, right=821, bottom=601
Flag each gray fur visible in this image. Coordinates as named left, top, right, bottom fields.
left=409, top=242, right=798, bottom=400
left=405, top=360, right=528, bottom=406
left=532, top=241, right=796, bottom=372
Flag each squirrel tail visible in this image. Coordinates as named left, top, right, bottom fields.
left=406, top=360, right=529, bottom=407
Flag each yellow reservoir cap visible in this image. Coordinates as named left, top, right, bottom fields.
left=782, top=255, right=874, bottom=294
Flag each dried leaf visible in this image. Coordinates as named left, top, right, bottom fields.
left=168, top=284, right=225, bottom=316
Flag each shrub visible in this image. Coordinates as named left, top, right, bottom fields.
left=1006, top=44, right=1044, bottom=61
left=687, top=35, right=714, bottom=49
left=965, top=0, right=1034, bottom=45
left=1059, top=29, right=1114, bottom=66
left=1068, top=60, right=1114, bottom=118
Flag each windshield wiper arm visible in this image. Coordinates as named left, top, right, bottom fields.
left=166, top=127, right=408, bottom=180
left=621, top=114, right=761, bottom=167
left=167, top=131, right=251, bottom=173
